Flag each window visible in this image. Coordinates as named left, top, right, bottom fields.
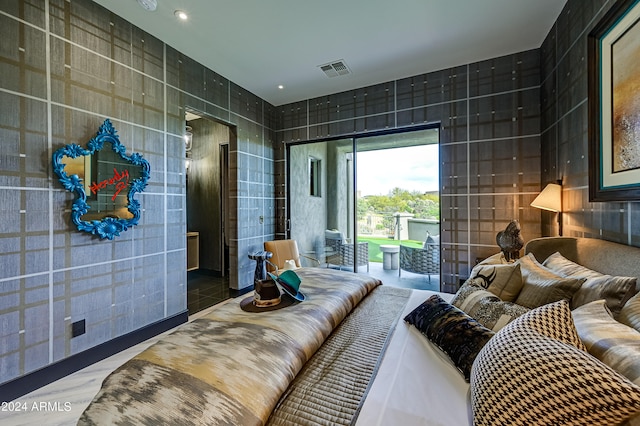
left=309, top=157, right=321, bottom=197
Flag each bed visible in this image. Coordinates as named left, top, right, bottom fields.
left=79, top=237, right=640, bottom=425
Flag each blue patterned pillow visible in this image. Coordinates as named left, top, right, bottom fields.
left=404, top=294, right=495, bottom=381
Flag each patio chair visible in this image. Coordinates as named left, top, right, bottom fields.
left=324, top=230, right=369, bottom=272
left=399, top=234, right=440, bottom=282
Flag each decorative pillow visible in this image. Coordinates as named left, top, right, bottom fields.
left=467, top=262, right=523, bottom=302
left=477, top=252, right=509, bottom=266
left=404, top=294, right=494, bottom=381
left=621, top=292, right=640, bottom=333
left=514, top=253, right=585, bottom=309
left=471, top=300, right=640, bottom=426
left=423, top=233, right=440, bottom=249
left=451, top=282, right=529, bottom=331
left=572, top=300, right=640, bottom=385
left=573, top=275, right=637, bottom=317
left=543, top=252, right=637, bottom=317
left=542, top=251, right=602, bottom=278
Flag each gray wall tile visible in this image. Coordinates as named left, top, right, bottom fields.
left=278, top=50, right=541, bottom=289
left=0, top=0, right=276, bottom=384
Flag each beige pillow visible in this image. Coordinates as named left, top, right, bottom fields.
left=477, top=252, right=509, bottom=266
left=572, top=300, right=640, bottom=386
left=514, top=253, right=585, bottom=309
left=573, top=275, right=637, bottom=317
left=543, top=251, right=602, bottom=278
left=468, top=263, right=523, bottom=302
left=621, top=292, right=640, bottom=333
left=543, top=252, right=637, bottom=317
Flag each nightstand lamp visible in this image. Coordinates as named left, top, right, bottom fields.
left=531, top=182, right=563, bottom=236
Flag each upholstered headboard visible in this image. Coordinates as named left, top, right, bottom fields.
left=525, top=237, right=640, bottom=291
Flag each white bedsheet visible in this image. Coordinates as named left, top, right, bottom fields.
left=355, top=290, right=473, bottom=426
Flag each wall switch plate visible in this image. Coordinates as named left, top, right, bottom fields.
left=72, top=319, right=86, bottom=337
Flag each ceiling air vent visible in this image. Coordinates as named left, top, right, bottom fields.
left=319, top=60, right=351, bottom=78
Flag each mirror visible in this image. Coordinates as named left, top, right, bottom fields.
left=52, top=119, right=150, bottom=239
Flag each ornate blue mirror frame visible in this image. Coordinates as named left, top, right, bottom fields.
left=52, top=119, right=151, bottom=239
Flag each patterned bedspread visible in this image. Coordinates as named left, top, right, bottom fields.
left=78, top=268, right=381, bottom=426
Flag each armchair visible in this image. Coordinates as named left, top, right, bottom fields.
left=399, top=234, right=440, bottom=282
left=324, top=230, right=369, bottom=272
left=264, top=239, right=320, bottom=274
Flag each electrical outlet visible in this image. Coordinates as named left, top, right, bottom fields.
left=72, top=319, right=86, bottom=337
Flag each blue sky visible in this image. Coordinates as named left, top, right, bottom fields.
left=357, top=144, right=439, bottom=196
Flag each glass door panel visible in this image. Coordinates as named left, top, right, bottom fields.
left=288, top=138, right=356, bottom=271
left=355, top=129, right=440, bottom=277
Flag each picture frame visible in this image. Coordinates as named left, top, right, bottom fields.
left=588, top=0, right=640, bottom=201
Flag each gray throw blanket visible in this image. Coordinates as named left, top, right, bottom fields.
left=267, top=285, right=412, bottom=426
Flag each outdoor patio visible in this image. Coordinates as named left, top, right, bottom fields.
left=365, top=260, right=440, bottom=291
left=325, top=261, right=440, bottom=292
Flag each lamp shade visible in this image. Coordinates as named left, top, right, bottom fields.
left=531, top=183, right=562, bottom=212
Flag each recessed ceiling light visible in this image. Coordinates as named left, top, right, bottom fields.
left=174, top=10, right=188, bottom=21
left=278, top=85, right=284, bottom=90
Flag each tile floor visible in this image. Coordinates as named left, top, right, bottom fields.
left=187, top=270, right=230, bottom=314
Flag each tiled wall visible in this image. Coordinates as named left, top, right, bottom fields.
left=540, top=0, right=640, bottom=245
left=276, top=50, right=543, bottom=292
left=0, top=0, right=275, bottom=387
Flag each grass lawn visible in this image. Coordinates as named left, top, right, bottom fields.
left=358, top=236, right=423, bottom=262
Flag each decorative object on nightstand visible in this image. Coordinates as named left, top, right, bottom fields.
left=496, top=220, right=524, bottom=261
left=531, top=180, right=563, bottom=235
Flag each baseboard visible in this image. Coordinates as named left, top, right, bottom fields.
left=230, top=284, right=253, bottom=298
left=0, top=310, right=188, bottom=402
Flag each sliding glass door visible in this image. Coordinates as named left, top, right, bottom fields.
left=287, top=126, right=439, bottom=279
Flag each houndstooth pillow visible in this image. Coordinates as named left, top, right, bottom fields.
left=471, top=300, right=640, bottom=426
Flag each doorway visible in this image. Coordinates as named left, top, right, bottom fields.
left=184, top=110, right=232, bottom=313
left=287, top=125, right=440, bottom=289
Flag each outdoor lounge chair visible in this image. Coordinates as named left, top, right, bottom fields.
left=324, top=230, right=369, bottom=272
left=399, top=234, right=440, bottom=282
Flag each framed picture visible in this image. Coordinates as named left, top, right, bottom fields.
left=589, top=0, right=640, bottom=201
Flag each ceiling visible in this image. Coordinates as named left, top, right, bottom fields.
left=92, top=0, right=567, bottom=106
